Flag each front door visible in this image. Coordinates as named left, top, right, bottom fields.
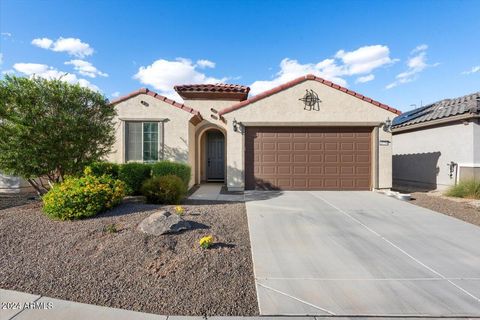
left=206, top=131, right=225, bottom=181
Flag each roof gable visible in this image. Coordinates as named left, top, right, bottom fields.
left=110, top=88, right=203, bottom=121
left=218, top=74, right=401, bottom=116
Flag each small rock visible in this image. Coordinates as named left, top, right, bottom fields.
left=138, top=210, right=191, bottom=235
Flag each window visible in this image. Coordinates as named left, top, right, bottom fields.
left=125, top=121, right=162, bottom=162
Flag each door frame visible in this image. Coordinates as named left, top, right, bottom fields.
left=195, top=125, right=227, bottom=184
left=206, top=130, right=225, bottom=181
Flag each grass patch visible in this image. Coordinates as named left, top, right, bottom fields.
left=446, top=180, right=480, bottom=199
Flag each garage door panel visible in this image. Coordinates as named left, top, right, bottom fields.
left=309, top=166, right=323, bottom=174
left=293, top=154, right=307, bottom=162
left=277, top=142, right=292, bottom=151
left=341, top=142, right=354, bottom=150
left=308, top=142, right=323, bottom=150
left=309, top=154, right=323, bottom=162
left=324, top=154, right=338, bottom=163
left=324, top=166, right=339, bottom=174
left=294, top=142, right=307, bottom=150
left=245, top=127, right=372, bottom=190
left=325, top=143, right=338, bottom=151
left=356, top=142, right=370, bottom=150
left=293, top=132, right=307, bottom=138
left=293, top=166, right=307, bottom=174
left=277, top=154, right=292, bottom=162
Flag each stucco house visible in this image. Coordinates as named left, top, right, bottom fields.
left=108, top=74, right=400, bottom=191
left=392, top=92, right=480, bottom=191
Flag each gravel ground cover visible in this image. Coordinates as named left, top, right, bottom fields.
left=0, top=200, right=258, bottom=316
left=411, top=192, right=480, bottom=226
left=0, top=192, right=39, bottom=210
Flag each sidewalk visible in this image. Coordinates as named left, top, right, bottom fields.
left=2, top=289, right=473, bottom=319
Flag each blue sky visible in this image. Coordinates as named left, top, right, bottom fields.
left=1, top=0, right=479, bottom=112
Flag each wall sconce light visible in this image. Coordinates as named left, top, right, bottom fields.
left=233, top=118, right=239, bottom=132
left=383, top=118, right=392, bottom=132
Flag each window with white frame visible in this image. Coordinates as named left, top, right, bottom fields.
left=125, top=121, right=163, bottom=162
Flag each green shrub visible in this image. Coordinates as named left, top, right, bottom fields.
left=446, top=180, right=480, bottom=199
left=42, top=167, right=126, bottom=220
left=140, top=175, right=186, bottom=204
left=88, top=162, right=120, bottom=179
left=118, top=163, right=152, bottom=195
left=151, top=161, right=191, bottom=188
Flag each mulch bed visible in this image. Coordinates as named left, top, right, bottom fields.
left=410, top=192, right=480, bottom=226
left=0, top=200, right=258, bottom=316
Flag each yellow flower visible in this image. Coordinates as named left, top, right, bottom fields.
left=199, top=235, right=214, bottom=249
left=174, top=205, right=185, bottom=215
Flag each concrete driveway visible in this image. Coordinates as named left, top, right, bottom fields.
left=245, top=191, right=480, bottom=316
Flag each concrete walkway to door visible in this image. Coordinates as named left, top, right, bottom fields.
left=246, top=191, right=480, bottom=317
left=188, top=183, right=244, bottom=201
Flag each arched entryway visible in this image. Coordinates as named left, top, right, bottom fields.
left=196, top=125, right=226, bottom=184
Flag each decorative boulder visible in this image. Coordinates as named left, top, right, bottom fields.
left=138, top=210, right=191, bottom=235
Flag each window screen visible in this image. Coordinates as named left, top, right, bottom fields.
left=125, top=121, right=162, bottom=162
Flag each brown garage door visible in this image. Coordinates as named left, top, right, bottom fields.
left=245, top=127, right=372, bottom=190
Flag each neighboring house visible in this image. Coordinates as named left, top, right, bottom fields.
left=109, top=74, right=400, bottom=191
left=0, top=173, right=32, bottom=193
left=392, top=92, right=480, bottom=191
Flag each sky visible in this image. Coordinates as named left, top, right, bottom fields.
left=1, top=0, right=479, bottom=112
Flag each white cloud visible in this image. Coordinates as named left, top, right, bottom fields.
left=31, top=37, right=53, bottom=49
left=111, top=91, right=120, bottom=98
left=250, top=45, right=396, bottom=96
left=462, top=66, right=480, bottom=75
left=13, top=62, right=99, bottom=91
left=386, top=44, right=437, bottom=89
left=335, top=45, right=398, bottom=75
left=134, top=58, right=226, bottom=100
left=249, top=58, right=347, bottom=96
left=412, top=44, right=428, bottom=53
left=1, top=32, right=12, bottom=37
left=355, top=74, right=375, bottom=84
left=31, top=37, right=94, bottom=57
left=65, top=59, right=108, bottom=78
left=196, top=59, right=215, bottom=68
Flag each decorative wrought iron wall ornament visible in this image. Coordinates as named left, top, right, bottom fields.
left=299, top=89, right=321, bottom=111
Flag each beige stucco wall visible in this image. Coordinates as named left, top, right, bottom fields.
left=182, top=99, right=240, bottom=119
left=220, top=80, right=396, bottom=191
left=392, top=120, right=477, bottom=191
left=108, top=93, right=196, bottom=186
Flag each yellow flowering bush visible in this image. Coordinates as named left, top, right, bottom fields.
left=42, top=167, right=126, bottom=220
left=174, top=205, right=185, bottom=216
left=199, top=235, right=214, bottom=249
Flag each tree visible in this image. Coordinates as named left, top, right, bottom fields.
left=0, top=75, right=116, bottom=195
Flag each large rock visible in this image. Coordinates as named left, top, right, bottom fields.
left=138, top=210, right=191, bottom=235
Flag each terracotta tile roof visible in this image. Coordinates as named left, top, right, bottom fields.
left=218, top=74, right=401, bottom=116
left=174, top=83, right=250, bottom=94
left=109, top=88, right=203, bottom=120
left=174, top=83, right=250, bottom=100
left=392, top=91, right=480, bottom=129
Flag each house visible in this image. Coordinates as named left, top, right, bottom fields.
left=392, top=92, right=480, bottom=191
left=108, top=74, right=400, bottom=191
